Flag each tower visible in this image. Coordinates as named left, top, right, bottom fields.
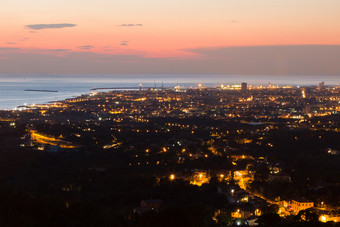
left=319, top=82, right=325, bottom=90
left=241, top=82, right=247, bottom=93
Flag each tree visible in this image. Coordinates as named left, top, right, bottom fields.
left=257, top=213, right=281, bottom=226
left=264, top=204, right=279, bottom=214
left=254, top=164, right=270, bottom=182
left=216, top=211, right=232, bottom=226
left=296, top=210, right=319, bottom=222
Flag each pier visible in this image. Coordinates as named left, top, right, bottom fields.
left=24, top=89, right=58, bottom=92
left=91, top=86, right=169, bottom=91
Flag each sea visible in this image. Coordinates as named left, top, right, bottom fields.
left=0, top=74, right=339, bottom=110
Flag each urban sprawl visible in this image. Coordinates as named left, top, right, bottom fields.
left=0, top=82, right=339, bottom=226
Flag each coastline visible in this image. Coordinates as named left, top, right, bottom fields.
left=1, top=75, right=339, bottom=111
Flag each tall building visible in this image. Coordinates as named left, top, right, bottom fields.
left=241, top=82, right=247, bottom=93
left=303, top=105, right=311, bottom=114
left=319, top=81, right=325, bottom=90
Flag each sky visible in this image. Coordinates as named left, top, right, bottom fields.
left=1, top=0, right=340, bottom=76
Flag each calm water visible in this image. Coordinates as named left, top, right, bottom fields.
left=0, top=75, right=339, bottom=110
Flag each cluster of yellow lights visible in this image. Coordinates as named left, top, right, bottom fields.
left=220, top=84, right=241, bottom=90
left=30, top=130, right=80, bottom=149
left=134, top=97, right=147, bottom=101
left=165, top=123, right=190, bottom=128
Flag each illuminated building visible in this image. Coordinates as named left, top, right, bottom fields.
left=290, top=200, right=314, bottom=214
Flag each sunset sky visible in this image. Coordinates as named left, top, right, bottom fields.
left=1, top=0, right=340, bottom=75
